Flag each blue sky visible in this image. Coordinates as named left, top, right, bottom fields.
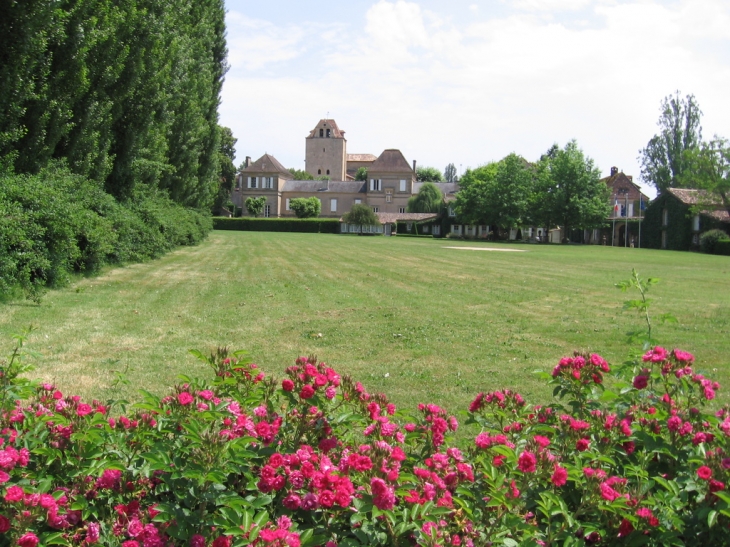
left=220, top=0, right=730, bottom=197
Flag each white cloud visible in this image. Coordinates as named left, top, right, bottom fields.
left=507, top=0, right=593, bottom=12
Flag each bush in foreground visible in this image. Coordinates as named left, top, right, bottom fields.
left=0, top=336, right=729, bottom=546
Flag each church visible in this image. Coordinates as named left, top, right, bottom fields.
left=231, top=119, right=457, bottom=219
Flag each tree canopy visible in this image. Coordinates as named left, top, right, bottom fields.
left=355, top=167, right=368, bottom=181
left=289, top=168, right=314, bottom=180
left=245, top=196, right=266, bottom=217
left=416, top=166, right=444, bottom=183
left=343, top=204, right=380, bottom=229
left=0, top=0, right=228, bottom=209
left=407, top=182, right=443, bottom=213
left=534, top=141, right=610, bottom=241
left=639, top=92, right=703, bottom=194
left=444, top=163, right=457, bottom=182
left=455, top=155, right=533, bottom=234
left=289, top=197, right=321, bottom=218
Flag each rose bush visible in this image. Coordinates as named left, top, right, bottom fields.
left=0, top=336, right=729, bottom=546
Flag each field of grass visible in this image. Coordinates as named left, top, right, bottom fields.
left=2, top=231, right=730, bottom=415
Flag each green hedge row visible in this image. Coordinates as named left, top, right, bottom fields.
left=715, top=239, right=730, bottom=256
left=0, top=163, right=211, bottom=302
left=213, top=217, right=340, bottom=234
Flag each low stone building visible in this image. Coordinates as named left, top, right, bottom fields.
left=642, top=188, right=730, bottom=251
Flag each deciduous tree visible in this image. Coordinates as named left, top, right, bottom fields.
left=407, top=182, right=443, bottom=213
left=416, top=166, right=444, bottom=183
left=289, top=197, right=321, bottom=218
left=639, top=92, right=703, bottom=194
left=343, top=204, right=380, bottom=234
left=444, top=163, right=457, bottom=182
left=245, top=196, right=266, bottom=217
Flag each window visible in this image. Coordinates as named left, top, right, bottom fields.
left=370, top=179, right=381, bottom=191
left=433, top=225, right=441, bottom=236
left=693, top=214, right=700, bottom=231
left=236, top=175, right=242, bottom=189
left=662, top=209, right=669, bottom=226
left=319, top=129, right=324, bottom=137
left=451, top=225, right=462, bottom=235
left=248, top=176, right=258, bottom=189
left=355, top=199, right=362, bottom=204
left=422, top=225, right=429, bottom=233
left=326, top=169, right=330, bottom=175
left=448, top=205, right=455, bottom=217
left=326, top=129, right=331, bottom=138
left=318, top=169, right=321, bottom=175
left=372, top=206, right=379, bottom=213
left=330, top=198, right=337, bottom=212
left=628, top=203, right=634, bottom=217
left=399, top=180, right=406, bottom=192
left=385, top=191, right=392, bottom=203
left=262, top=177, right=273, bottom=189
left=398, top=207, right=405, bottom=213
left=264, top=205, right=271, bottom=218
left=406, top=223, right=412, bottom=232
left=285, top=198, right=290, bottom=211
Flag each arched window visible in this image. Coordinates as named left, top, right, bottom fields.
left=319, top=129, right=324, bottom=137
left=326, top=129, right=331, bottom=138
left=318, top=169, right=321, bottom=175
left=326, top=169, right=330, bottom=175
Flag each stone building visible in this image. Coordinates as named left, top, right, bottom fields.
left=231, top=119, right=447, bottom=219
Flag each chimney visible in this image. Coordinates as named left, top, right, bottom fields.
left=610, top=166, right=618, bottom=176
left=413, top=159, right=417, bottom=172
left=245, top=156, right=251, bottom=168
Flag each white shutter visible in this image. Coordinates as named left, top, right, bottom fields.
left=247, top=177, right=251, bottom=188
left=370, top=179, right=374, bottom=191
left=400, top=180, right=406, bottom=192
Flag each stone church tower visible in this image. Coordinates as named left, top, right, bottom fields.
left=305, top=119, right=347, bottom=181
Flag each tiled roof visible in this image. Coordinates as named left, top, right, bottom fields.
left=370, top=149, right=413, bottom=173
left=307, top=119, right=345, bottom=138
left=347, top=153, right=377, bottom=162
left=667, top=188, right=730, bottom=223
left=375, top=212, right=439, bottom=224
left=281, top=180, right=366, bottom=193
left=601, top=171, right=650, bottom=201
left=241, top=153, right=293, bottom=178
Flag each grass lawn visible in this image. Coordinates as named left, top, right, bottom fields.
left=2, top=231, right=730, bottom=415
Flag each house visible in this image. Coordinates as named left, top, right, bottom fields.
left=231, top=119, right=455, bottom=219
left=642, top=188, right=730, bottom=251
left=600, top=167, right=651, bottom=246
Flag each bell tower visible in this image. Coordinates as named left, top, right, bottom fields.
left=305, top=119, right=347, bottom=181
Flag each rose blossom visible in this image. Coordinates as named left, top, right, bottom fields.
left=697, top=466, right=713, bottom=480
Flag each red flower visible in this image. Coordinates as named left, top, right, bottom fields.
left=551, top=465, right=568, bottom=487
left=517, top=451, right=537, bottom=473
left=617, top=519, right=634, bottom=537
left=0, top=515, right=9, bottom=533
left=576, top=438, right=590, bottom=452
left=211, top=536, right=231, bottom=547
left=300, top=385, right=315, bottom=399
left=18, top=533, right=39, bottom=547
left=282, top=379, right=294, bottom=392
left=177, top=392, right=194, bottom=406
left=632, top=375, right=648, bottom=390
left=697, top=466, right=713, bottom=480
left=710, top=479, right=725, bottom=492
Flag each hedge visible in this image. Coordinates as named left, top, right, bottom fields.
left=213, top=217, right=340, bottom=234
left=715, top=239, right=730, bottom=256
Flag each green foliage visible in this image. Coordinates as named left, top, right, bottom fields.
left=699, top=229, right=730, bottom=254
left=444, top=163, right=457, bottom=183
left=213, top=217, right=340, bottom=234
left=682, top=137, right=730, bottom=215
left=639, top=92, right=703, bottom=193
left=0, top=163, right=211, bottom=301
left=355, top=167, right=368, bottom=181
left=407, top=182, right=443, bottom=213
left=534, top=141, right=611, bottom=241
left=212, top=126, right=237, bottom=214
left=289, top=168, right=314, bottom=180
left=715, top=238, right=730, bottom=256
left=343, top=204, right=380, bottom=232
left=0, top=0, right=228, bottom=210
left=455, top=154, right=533, bottom=233
left=616, top=269, right=676, bottom=348
left=290, top=197, right=322, bottom=218
left=416, top=166, right=444, bottom=182
left=245, top=196, right=267, bottom=217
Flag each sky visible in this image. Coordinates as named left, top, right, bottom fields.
left=220, top=0, right=730, bottom=198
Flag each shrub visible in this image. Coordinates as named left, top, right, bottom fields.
left=0, top=164, right=211, bottom=301
left=699, top=229, right=728, bottom=254
left=2, top=331, right=730, bottom=546
left=290, top=197, right=322, bottom=218
left=715, top=238, right=730, bottom=256
left=212, top=217, right=340, bottom=234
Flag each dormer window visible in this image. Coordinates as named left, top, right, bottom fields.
left=319, top=129, right=324, bottom=137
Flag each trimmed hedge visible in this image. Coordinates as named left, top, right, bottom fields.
left=715, top=239, right=730, bottom=256
left=213, top=217, right=340, bottom=234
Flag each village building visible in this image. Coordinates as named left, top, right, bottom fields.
left=230, top=119, right=447, bottom=221
left=600, top=167, right=651, bottom=247
left=642, top=188, right=730, bottom=251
